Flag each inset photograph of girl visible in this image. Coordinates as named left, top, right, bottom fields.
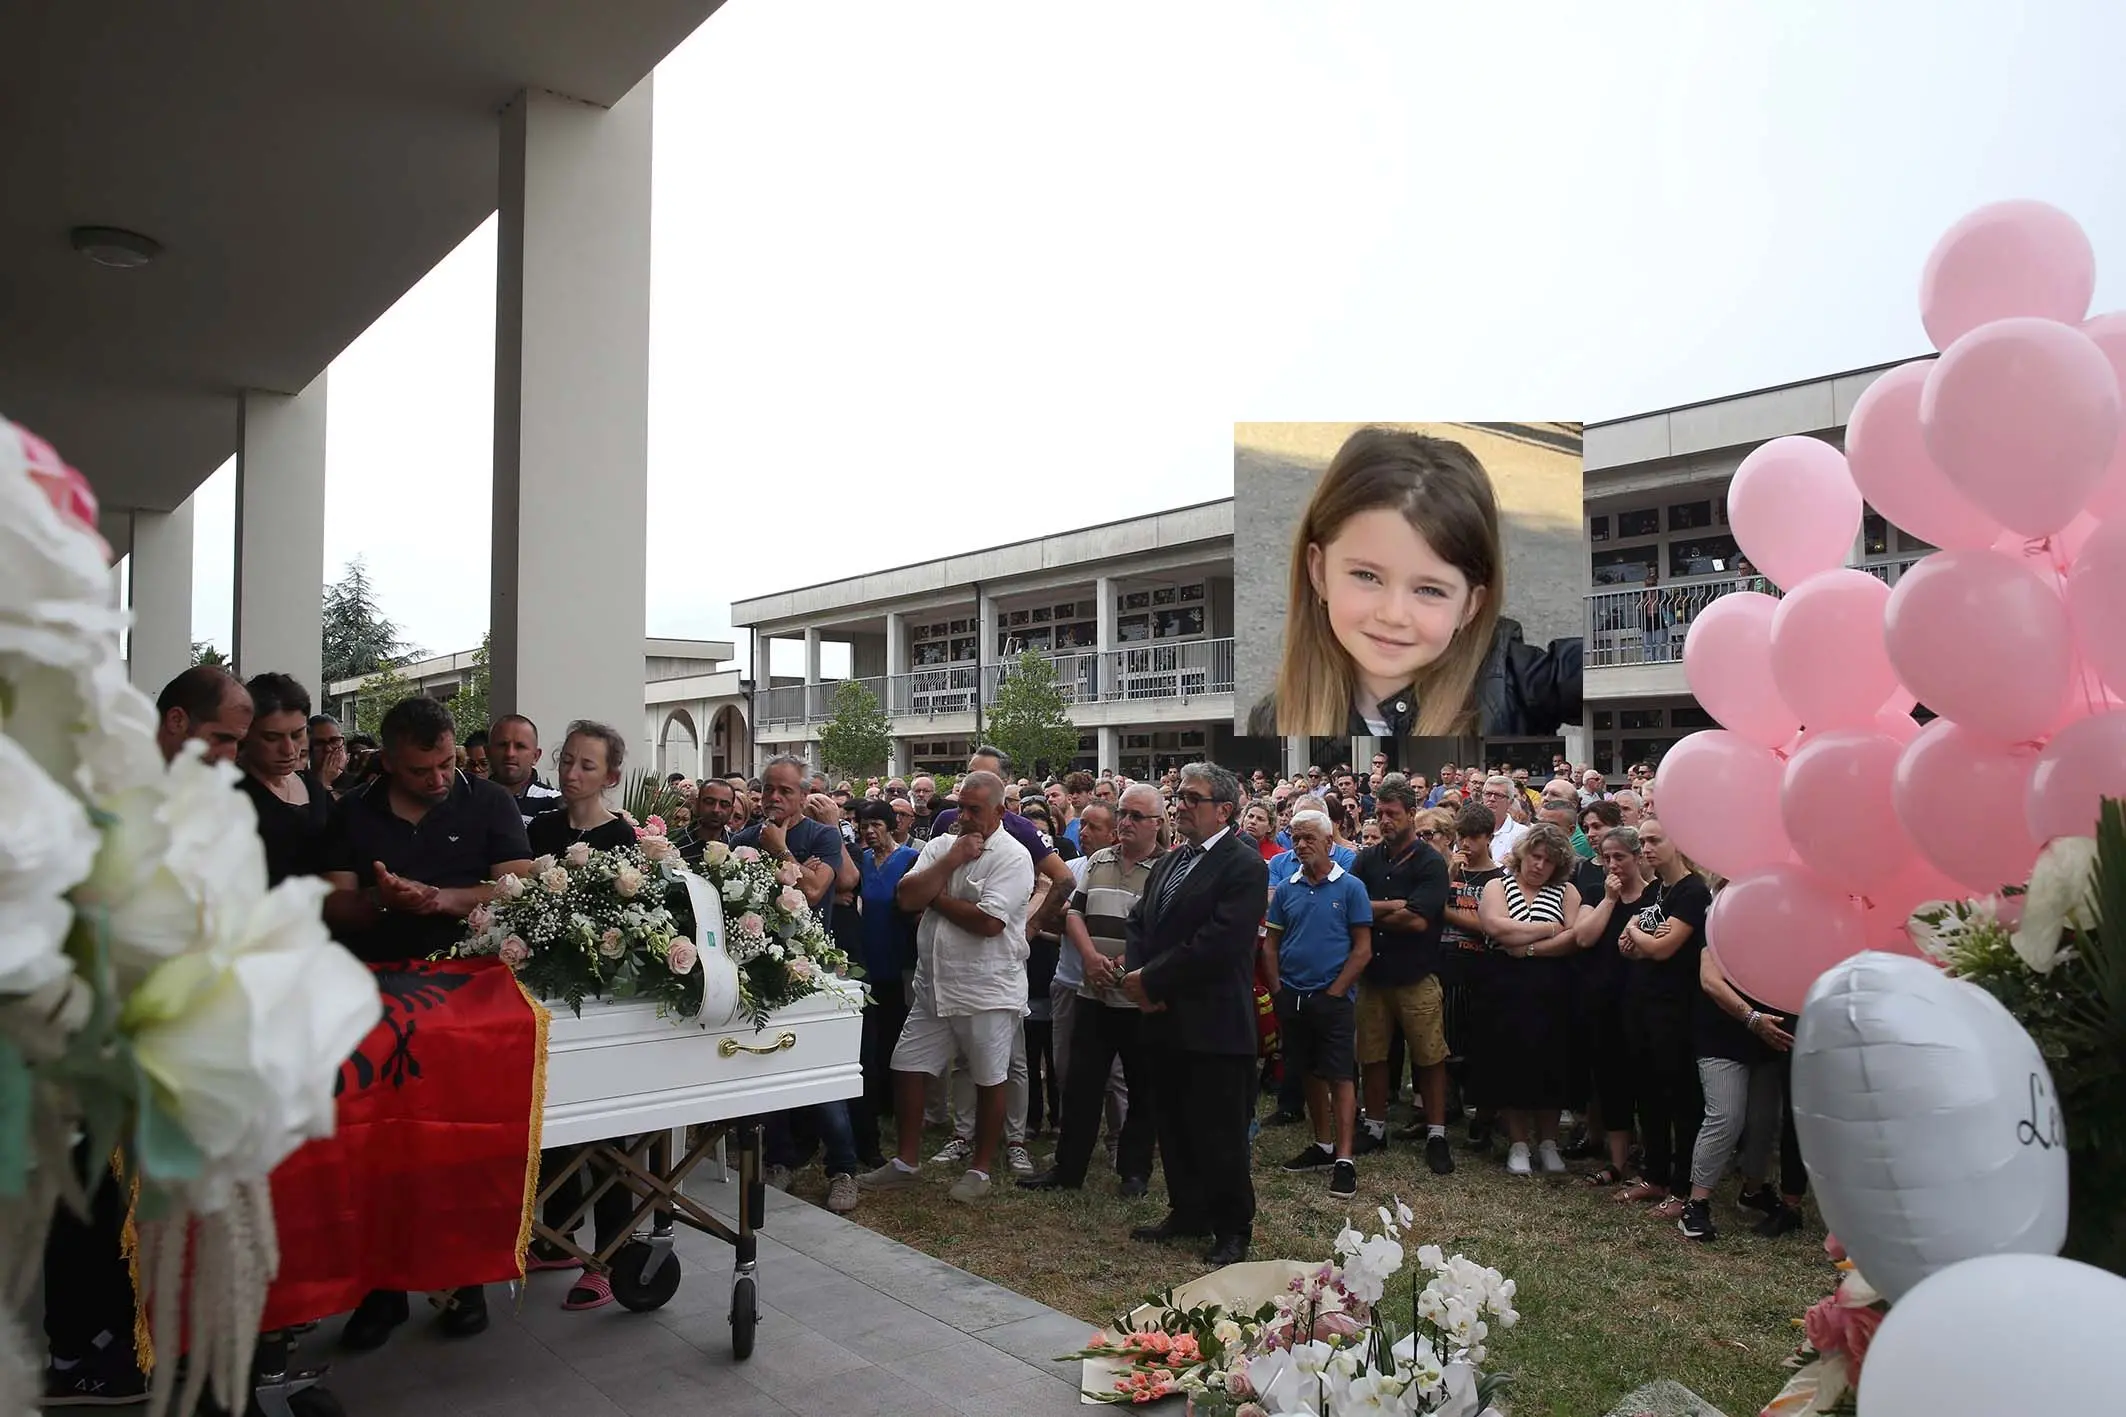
left=1237, top=423, right=1585, bottom=741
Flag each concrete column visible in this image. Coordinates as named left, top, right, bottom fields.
left=696, top=700, right=711, bottom=780
left=1562, top=724, right=1591, bottom=770
left=1094, top=575, right=1115, bottom=700
left=888, top=737, right=907, bottom=779
left=884, top=609, right=905, bottom=715
left=1098, top=724, right=1121, bottom=774
left=128, top=502, right=194, bottom=696
left=234, top=376, right=328, bottom=693
left=803, top=627, right=821, bottom=683
left=1284, top=735, right=1309, bottom=779
left=490, top=82, right=654, bottom=756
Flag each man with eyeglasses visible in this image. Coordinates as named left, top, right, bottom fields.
left=888, top=797, right=917, bottom=846
left=1481, top=775, right=1529, bottom=861
left=1118, top=763, right=1267, bottom=1266
left=308, top=712, right=348, bottom=795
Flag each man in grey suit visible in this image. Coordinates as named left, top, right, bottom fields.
left=1120, top=761, right=1269, bottom=1266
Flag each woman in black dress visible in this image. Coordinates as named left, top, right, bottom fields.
left=1475, top=821, right=1583, bottom=1176
left=236, top=673, right=333, bottom=886
left=1562, top=826, right=1658, bottom=1191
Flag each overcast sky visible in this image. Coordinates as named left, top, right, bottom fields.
left=184, top=0, right=2126, bottom=678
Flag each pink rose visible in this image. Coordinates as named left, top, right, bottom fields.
left=1843, top=1306, right=1885, bottom=1372
left=564, top=841, right=592, bottom=868
left=668, top=940, right=698, bottom=974
left=733, top=845, right=762, bottom=864
left=737, top=912, right=765, bottom=937
left=776, top=859, right=803, bottom=887
left=499, top=936, right=529, bottom=968
left=777, top=886, right=806, bottom=914
left=598, top=928, right=625, bottom=959
left=640, top=835, right=676, bottom=863
left=1824, top=1234, right=1848, bottom=1263
left=1803, top=1294, right=1855, bottom=1357
left=467, top=904, right=492, bottom=935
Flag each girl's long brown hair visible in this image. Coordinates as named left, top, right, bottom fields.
left=1272, top=428, right=1504, bottom=737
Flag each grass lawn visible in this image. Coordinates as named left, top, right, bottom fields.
left=783, top=1107, right=1833, bottom=1417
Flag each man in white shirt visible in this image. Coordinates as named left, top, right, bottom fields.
left=858, top=770, right=1035, bottom=1203
left=1481, top=775, right=1530, bottom=860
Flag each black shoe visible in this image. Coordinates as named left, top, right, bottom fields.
left=1280, top=1142, right=1335, bottom=1173
left=1352, top=1128, right=1387, bottom=1157
left=1466, top=1117, right=1492, bottom=1153
left=43, top=1351, right=149, bottom=1407
left=1131, top=1217, right=1212, bottom=1244
left=1737, top=1184, right=1783, bottom=1217
left=1328, top=1159, right=1358, bottom=1199
left=1425, top=1134, right=1456, bottom=1176
left=1678, top=1198, right=1716, bottom=1242
left=1017, top=1169, right=1080, bottom=1192
left=1204, top=1234, right=1251, bottom=1266
left=1752, top=1204, right=1805, bottom=1238
left=1117, top=1175, right=1150, bottom=1198
left=340, top=1288, right=410, bottom=1351
left=1264, top=1108, right=1307, bottom=1127
left=436, top=1285, right=489, bottom=1338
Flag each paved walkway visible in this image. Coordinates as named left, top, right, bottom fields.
left=306, top=1174, right=1094, bottom=1417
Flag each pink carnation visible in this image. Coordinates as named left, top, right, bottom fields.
left=498, top=936, right=529, bottom=968
left=668, top=940, right=698, bottom=974
left=1804, top=1294, right=1869, bottom=1358
left=646, top=814, right=666, bottom=836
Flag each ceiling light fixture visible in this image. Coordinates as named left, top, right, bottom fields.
left=69, top=226, right=162, bottom=269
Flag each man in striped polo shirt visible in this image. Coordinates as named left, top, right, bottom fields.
left=1019, top=783, right=1164, bottom=1194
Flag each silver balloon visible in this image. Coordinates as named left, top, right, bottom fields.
left=1790, top=951, right=2069, bottom=1303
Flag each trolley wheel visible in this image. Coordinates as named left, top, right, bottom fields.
left=609, top=1240, right=685, bottom=1312
left=730, top=1274, right=759, bottom=1360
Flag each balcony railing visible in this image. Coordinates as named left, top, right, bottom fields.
left=1584, top=554, right=1928, bottom=668
left=754, top=637, right=1236, bottom=726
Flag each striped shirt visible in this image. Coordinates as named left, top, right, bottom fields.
left=1070, top=845, right=1156, bottom=1010
left=513, top=778, right=562, bottom=827
left=1501, top=873, right=1569, bottom=926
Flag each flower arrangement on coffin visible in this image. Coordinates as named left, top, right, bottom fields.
left=0, top=416, right=383, bottom=1416
left=1907, top=801, right=2126, bottom=1276
left=1061, top=1202, right=1517, bottom=1415
left=445, top=827, right=856, bottom=1030
left=1758, top=1236, right=1886, bottom=1416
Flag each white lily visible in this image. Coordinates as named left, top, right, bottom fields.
left=2011, top=836, right=2101, bottom=975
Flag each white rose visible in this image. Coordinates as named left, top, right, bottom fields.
left=2012, top=836, right=2100, bottom=975
left=123, top=876, right=382, bottom=1210
left=564, top=841, right=592, bottom=868
left=0, top=732, right=100, bottom=995
left=530, top=855, right=557, bottom=875
left=539, top=867, right=569, bottom=895
left=701, top=839, right=729, bottom=868
left=496, top=871, right=526, bottom=899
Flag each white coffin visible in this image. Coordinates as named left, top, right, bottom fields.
left=539, top=978, right=865, bottom=1149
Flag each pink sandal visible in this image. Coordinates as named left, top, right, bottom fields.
left=526, top=1241, right=581, bottom=1273
left=563, top=1270, right=614, bottom=1311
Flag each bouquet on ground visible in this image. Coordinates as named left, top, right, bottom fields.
left=1758, top=1236, right=1886, bottom=1416
left=1907, top=800, right=2126, bottom=1275
left=1062, top=1201, right=1517, bottom=1415
left=0, top=415, right=382, bottom=1417
left=447, top=824, right=856, bottom=1029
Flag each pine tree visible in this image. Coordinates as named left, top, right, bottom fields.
left=818, top=679, right=893, bottom=779
left=190, top=641, right=228, bottom=668
left=322, top=557, right=415, bottom=684
left=986, top=650, right=1081, bottom=779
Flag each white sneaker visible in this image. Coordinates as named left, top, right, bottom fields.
left=931, top=1137, right=973, bottom=1165
left=1538, top=1140, right=1567, bottom=1174
left=1006, top=1144, right=1035, bottom=1176
left=1506, top=1142, right=1532, bottom=1176
left=856, top=1160, right=918, bottom=1191
left=825, top=1173, right=860, bottom=1213
left=947, top=1169, right=992, bottom=1204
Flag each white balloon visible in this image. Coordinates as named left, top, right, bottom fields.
left=682, top=870, right=743, bottom=1026
left=1791, top=952, right=2068, bottom=1303
left=1859, top=1253, right=2126, bottom=1416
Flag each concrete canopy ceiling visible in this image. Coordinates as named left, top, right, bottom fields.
left=0, top=0, right=723, bottom=515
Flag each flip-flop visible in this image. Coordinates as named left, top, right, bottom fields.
left=1614, top=1179, right=1663, bottom=1204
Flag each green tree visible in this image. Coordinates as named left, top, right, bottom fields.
left=352, top=660, right=420, bottom=740
left=817, top=678, right=892, bottom=779
left=190, top=640, right=227, bottom=668
left=446, top=633, right=491, bottom=739
left=322, top=557, right=415, bottom=684
left=986, top=650, right=1080, bottom=779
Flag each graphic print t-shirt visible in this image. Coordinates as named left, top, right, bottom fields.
left=1624, top=871, right=1712, bottom=1010
left=1440, top=866, right=1504, bottom=954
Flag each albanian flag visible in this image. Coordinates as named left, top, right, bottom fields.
left=260, top=958, right=545, bottom=1330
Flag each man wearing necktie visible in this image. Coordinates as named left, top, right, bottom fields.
left=1120, top=762, right=1270, bottom=1265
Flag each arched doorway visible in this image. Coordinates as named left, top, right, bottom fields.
left=659, top=708, right=699, bottom=778
left=710, top=703, right=748, bottom=778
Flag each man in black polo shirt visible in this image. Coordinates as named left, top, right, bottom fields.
left=485, top=712, right=562, bottom=827
left=1350, top=781, right=1455, bottom=1175
left=318, top=696, right=533, bottom=1348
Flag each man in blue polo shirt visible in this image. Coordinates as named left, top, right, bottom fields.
left=1260, top=810, right=1372, bottom=1200
left=1265, top=793, right=1357, bottom=888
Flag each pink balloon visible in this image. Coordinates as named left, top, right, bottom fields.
left=1779, top=729, right=1914, bottom=893
left=1883, top=549, right=2074, bottom=744
left=1859, top=856, right=1969, bottom=954
left=1727, top=437, right=1864, bottom=591
left=2067, top=515, right=2126, bottom=698
left=1875, top=706, right=1922, bottom=745
left=1681, top=592, right=1800, bottom=748
left=1920, top=316, right=2121, bottom=537
left=1919, top=199, right=2096, bottom=350
left=1769, top=569, right=1897, bottom=730
left=2028, top=708, right=2126, bottom=841
left=1992, top=512, right=2097, bottom=569
left=1892, top=719, right=2042, bottom=892
left=1844, top=360, right=2001, bottom=550
left=1652, top=730, right=1792, bottom=878
left=1707, top=865, right=1869, bottom=1014
left=2080, top=312, right=2126, bottom=521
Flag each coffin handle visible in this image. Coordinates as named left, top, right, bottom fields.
left=718, top=1031, right=799, bottom=1058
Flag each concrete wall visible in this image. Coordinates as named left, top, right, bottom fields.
left=1231, top=423, right=1584, bottom=728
